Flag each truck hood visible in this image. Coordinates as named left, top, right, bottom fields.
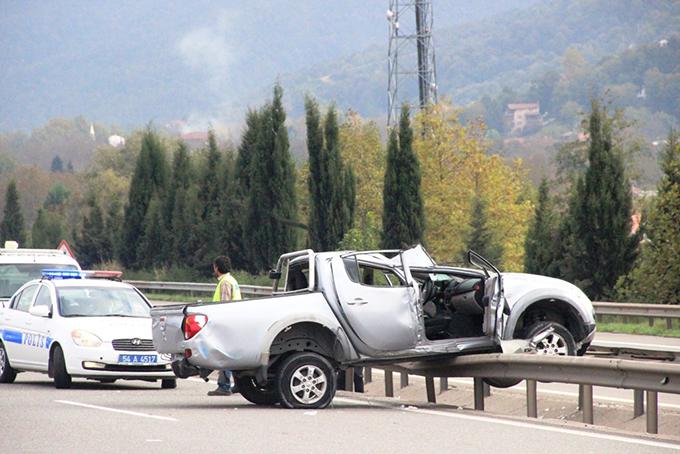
left=501, top=272, right=589, bottom=306
left=63, top=316, right=153, bottom=342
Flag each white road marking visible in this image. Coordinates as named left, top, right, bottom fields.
left=335, top=396, right=680, bottom=450
left=55, top=400, right=178, bottom=422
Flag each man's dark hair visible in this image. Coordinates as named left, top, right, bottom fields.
left=213, top=255, right=232, bottom=274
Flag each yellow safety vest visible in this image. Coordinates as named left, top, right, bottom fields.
left=212, top=273, right=242, bottom=302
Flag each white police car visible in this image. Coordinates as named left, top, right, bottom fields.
left=0, top=270, right=176, bottom=389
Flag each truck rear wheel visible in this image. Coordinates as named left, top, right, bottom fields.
left=235, top=375, right=279, bottom=405
left=276, top=352, right=336, bottom=409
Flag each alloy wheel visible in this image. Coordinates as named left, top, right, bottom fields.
left=289, top=364, right=327, bottom=405
left=535, top=332, right=569, bottom=355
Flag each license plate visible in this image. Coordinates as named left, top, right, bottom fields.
left=118, top=354, right=157, bottom=364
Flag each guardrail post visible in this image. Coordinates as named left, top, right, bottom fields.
left=364, top=367, right=372, bottom=384
left=581, top=384, right=594, bottom=424
left=633, top=389, right=644, bottom=418
left=425, top=377, right=436, bottom=403
left=473, top=377, right=485, bottom=411
left=667, top=318, right=673, bottom=330
left=345, top=368, right=354, bottom=392
left=646, top=390, right=658, bottom=434
left=384, top=370, right=394, bottom=397
left=526, top=379, right=537, bottom=418
left=400, top=372, right=409, bottom=388
left=484, top=382, right=491, bottom=397
left=440, top=377, right=448, bottom=393
left=648, top=317, right=654, bottom=327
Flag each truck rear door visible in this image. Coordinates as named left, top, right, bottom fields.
left=331, top=254, right=418, bottom=354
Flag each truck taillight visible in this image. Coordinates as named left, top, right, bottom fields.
left=183, top=314, right=208, bottom=340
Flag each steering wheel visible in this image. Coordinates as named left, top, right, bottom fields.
left=420, top=278, right=435, bottom=304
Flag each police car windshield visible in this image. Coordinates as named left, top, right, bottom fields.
left=0, top=264, right=78, bottom=298
left=58, top=287, right=150, bottom=318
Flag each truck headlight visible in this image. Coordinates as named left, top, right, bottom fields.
left=71, top=330, right=103, bottom=347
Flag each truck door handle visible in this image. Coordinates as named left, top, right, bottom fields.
left=347, top=298, right=368, bottom=306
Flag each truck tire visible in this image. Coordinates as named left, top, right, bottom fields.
left=0, top=341, right=17, bottom=384
left=161, top=378, right=177, bottom=389
left=53, top=345, right=72, bottom=389
left=235, top=375, right=279, bottom=406
left=276, top=352, right=336, bottom=409
left=484, top=321, right=576, bottom=389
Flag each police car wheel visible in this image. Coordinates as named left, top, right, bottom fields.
left=161, top=378, right=177, bottom=389
left=0, top=342, right=17, bottom=383
left=52, top=345, right=72, bottom=389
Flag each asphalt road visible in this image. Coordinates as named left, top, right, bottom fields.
left=2, top=372, right=679, bottom=454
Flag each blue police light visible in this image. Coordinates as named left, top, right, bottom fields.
left=41, top=269, right=82, bottom=280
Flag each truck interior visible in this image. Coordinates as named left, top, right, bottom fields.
left=411, top=269, right=486, bottom=340
left=341, top=256, right=488, bottom=341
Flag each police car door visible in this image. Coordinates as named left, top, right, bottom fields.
left=1, top=284, right=39, bottom=368
left=23, top=284, right=53, bottom=369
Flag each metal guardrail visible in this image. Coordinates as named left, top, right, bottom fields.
left=357, top=354, right=680, bottom=434
left=125, top=280, right=272, bottom=297
left=132, top=279, right=680, bottom=434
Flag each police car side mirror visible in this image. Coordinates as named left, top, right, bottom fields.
left=29, top=305, right=51, bottom=318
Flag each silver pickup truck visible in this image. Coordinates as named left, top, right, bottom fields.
left=151, top=246, right=596, bottom=409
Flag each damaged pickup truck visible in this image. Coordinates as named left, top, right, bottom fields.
left=150, top=246, right=596, bottom=409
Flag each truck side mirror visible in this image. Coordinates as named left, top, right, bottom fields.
left=268, top=270, right=281, bottom=280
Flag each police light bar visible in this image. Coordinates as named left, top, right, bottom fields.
left=81, top=270, right=123, bottom=280
left=41, top=269, right=83, bottom=280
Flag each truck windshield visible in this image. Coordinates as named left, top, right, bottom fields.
left=58, top=287, right=150, bottom=318
left=0, top=264, right=79, bottom=298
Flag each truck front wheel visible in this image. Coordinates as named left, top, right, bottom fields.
left=276, top=352, right=336, bottom=409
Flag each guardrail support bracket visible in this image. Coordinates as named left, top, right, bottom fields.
left=646, top=390, right=658, bottom=434
left=474, top=377, right=485, bottom=411
left=526, top=379, right=537, bottom=418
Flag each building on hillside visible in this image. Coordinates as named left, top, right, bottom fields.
left=180, top=131, right=209, bottom=149
left=108, top=135, right=126, bottom=148
left=504, top=102, right=543, bottom=135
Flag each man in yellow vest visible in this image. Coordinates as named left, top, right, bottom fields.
left=207, top=255, right=242, bottom=396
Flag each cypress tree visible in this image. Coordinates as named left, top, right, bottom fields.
left=467, top=193, right=502, bottom=265
left=138, top=195, right=163, bottom=269
left=163, top=142, right=192, bottom=265
left=77, top=196, right=111, bottom=268
left=306, top=96, right=327, bottom=251
left=306, top=99, right=356, bottom=251
left=382, top=105, right=424, bottom=248
left=560, top=100, right=639, bottom=299
left=31, top=209, right=66, bottom=249
left=230, top=110, right=261, bottom=270
left=1, top=180, right=26, bottom=246
left=325, top=106, right=355, bottom=249
left=245, top=84, right=297, bottom=271
left=524, top=179, right=559, bottom=275
left=51, top=155, right=64, bottom=173
left=171, top=186, right=201, bottom=269
left=105, top=199, right=123, bottom=263
left=194, top=130, right=225, bottom=268
left=120, top=128, right=168, bottom=268
left=617, top=130, right=680, bottom=304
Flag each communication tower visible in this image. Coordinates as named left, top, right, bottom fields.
left=387, top=0, right=438, bottom=126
